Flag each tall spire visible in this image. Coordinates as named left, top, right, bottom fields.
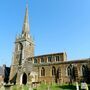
left=22, top=4, right=30, bottom=37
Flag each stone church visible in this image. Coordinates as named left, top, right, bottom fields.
left=9, top=5, right=90, bottom=85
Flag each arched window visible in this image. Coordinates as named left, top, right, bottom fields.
left=82, top=65, right=88, bottom=77
left=41, top=67, right=45, bottom=76
left=67, top=64, right=72, bottom=77
left=82, top=64, right=90, bottom=83
left=34, top=58, right=37, bottom=63
left=52, top=66, right=56, bottom=76
left=57, top=67, right=61, bottom=79
left=67, top=64, right=76, bottom=82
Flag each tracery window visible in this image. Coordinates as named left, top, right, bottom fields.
left=41, top=67, right=45, bottom=76
left=67, top=64, right=76, bottom=82
left=81, top=64, right=90, bottom=83
left=57, top=67, right=61, bottom=79
left=52, top=66, right=56, bottom=76
left=82, top=65, right=88, bottom=77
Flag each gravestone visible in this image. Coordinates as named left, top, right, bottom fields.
left=76, top=82, right=79, bottom=90
left=81, top=82, right=88, bottom=90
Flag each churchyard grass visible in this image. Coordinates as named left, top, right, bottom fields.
left=34, top=83, right=90, bottom=90
left=10, top=85, right=29, bottom=90
left=1, top=83, right=90, bottom=90
left=34, top=83, right=76, bottom=90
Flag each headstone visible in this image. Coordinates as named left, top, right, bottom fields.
left=81, top=82, right=88, bottom=90
left=76, top=82, right=79, bottom=90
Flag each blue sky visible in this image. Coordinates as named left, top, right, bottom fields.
left=0, top=0, right=90, bottom=66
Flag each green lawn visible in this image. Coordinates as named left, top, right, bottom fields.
left=35, top=83, right=76, bottom=90
left=34, top=83, right=90, bottom=90
left=10, top=85, right=29, bottom=90
left=2, top=83, right=90, bottom=90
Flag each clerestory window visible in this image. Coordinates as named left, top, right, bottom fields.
left=34, top=58, right=37, bottom=63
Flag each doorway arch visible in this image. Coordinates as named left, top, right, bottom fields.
left=22, top=73, right=27, bottom=85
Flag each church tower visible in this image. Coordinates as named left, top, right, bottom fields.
left=10, top=5, right=34, bottom=84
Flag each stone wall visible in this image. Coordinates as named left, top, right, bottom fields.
left=0, top=76, right=3, bottom=84
left=33, top=59, right=90, bottom=84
